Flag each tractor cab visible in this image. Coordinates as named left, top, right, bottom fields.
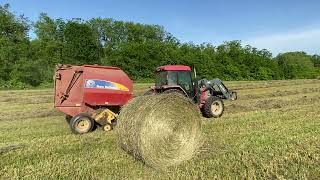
left=154, top=65, right=194, bottom=97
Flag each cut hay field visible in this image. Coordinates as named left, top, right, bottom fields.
left=1, top=79, right=320, bottom=179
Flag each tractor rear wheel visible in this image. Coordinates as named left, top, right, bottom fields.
left=144, top=89, right=156, bottom=96
left=69, top=113, right=95, bottom=134
left=203, top=96, right=224, bottom=118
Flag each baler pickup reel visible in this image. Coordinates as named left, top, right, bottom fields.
left=92, top=108, right=118, bottom=131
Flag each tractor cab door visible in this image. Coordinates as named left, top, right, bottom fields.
left=176, top=71, right=193, bottom=97
left=156, top=70, right=193, bottom=97
left=155, top=71, right=167, bottom=89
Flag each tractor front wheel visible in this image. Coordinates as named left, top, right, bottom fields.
left=202, top=96, right=224, bottom=118
left=69, top=113, right=95, bottom=134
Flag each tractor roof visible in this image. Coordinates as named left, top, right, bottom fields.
left=157, top=65, right=191, bottom=71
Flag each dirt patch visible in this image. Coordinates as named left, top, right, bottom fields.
left=255, top=99, right=284, bottom=109
left=299, top=96, right=320, bottom=103
left=233, top=79, right=320, bottom=91
left=240, top=87, right=320, bottom=100
left=269, top=90, right=298, bottom=97
left=241, top=94, right=263, bottom=100
left=0, top=109, right=62, bottom=121
left=0, top=96, right=52, bottom=104
left=303, top=87, right=320, bottom=93
left=225, top=104, right=253, bottom=113
left=227, top=95, right=320, bottom=115
left=0, top=144, right=26, bottom=155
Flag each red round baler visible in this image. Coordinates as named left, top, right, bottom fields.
left=54, top=64, right=133, bottom=134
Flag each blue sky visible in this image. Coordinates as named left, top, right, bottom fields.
left=1, top=0, right=320, bottom=55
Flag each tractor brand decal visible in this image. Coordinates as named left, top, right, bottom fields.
left=85, top=79, right=129, bottom=91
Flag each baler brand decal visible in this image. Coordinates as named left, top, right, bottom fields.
left=85, top=79, right=129, bottom=91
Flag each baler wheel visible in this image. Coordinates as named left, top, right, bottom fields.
left=102, top=123, right=113, bottom=132
left=69, top=113, right=94, bottom=134
left=202, top=96, right=224, bottom=118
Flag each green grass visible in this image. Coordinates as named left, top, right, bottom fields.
left=1, top=79, right=320, bottom=179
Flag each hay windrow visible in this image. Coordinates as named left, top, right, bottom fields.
left=117, top=94, right=202, bottom=169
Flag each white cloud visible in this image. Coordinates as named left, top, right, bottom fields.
left=245, top=27, right=320, bottom=56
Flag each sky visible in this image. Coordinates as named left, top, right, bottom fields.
left=1, top=0, right=320, bottom=56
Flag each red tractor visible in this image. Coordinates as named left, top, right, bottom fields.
left=145, top=65, right=237, bottom=118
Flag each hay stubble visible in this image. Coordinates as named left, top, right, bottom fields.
left=1, top=80, right=320, bottom=178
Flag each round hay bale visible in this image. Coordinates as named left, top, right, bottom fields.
left=117, top=94, right=202, bottom=169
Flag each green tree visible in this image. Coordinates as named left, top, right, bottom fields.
left=0, top=4, right=30, bottom=81
left=311, top=55, right=320, bottom=68
left=3, top=4, right=320, bottom=88
left=33, top=13, right=66, bottom=82
left=34, top=13, right=65, bottom=42
left=277, top=52, right=317, bottom=79
left=10, top=58, right=42, bottom=86
left=63, top=20, right=102, bottom=65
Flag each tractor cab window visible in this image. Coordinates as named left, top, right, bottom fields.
left=167, top=71, right=178, bottom=85
left=178, top=71, right=192, bottom=91
left=155, top=71, right=167, bottom=87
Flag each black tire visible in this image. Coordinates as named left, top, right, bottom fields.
left=65, top=115, right=72, bottom=124
left=163, top=89, right=186, bottom=96
left=69, top=113, right=95, bottom=134
left=202, top=96, right=224, bottom=118
left=144, top=89, right=156, bottom=96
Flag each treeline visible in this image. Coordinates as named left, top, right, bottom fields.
left=1, top=4, right=320, bottom=89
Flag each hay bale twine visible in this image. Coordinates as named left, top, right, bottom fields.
left=117, top=94, right=202, bottom=169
